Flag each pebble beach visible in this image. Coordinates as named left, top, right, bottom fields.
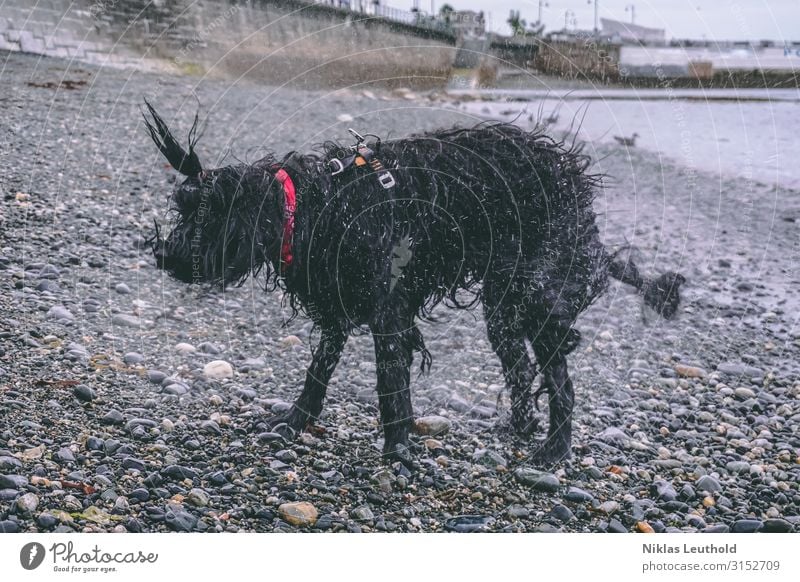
left=1, top=50, right=799, bottom=533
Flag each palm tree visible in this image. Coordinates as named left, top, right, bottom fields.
left=439, top=3, right=454, bottom=24
left=507, top=9, right=527, bottom=36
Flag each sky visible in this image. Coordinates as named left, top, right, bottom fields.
left=413, top=0, right=800, bottom=40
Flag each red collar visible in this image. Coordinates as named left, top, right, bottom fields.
left=273, top=168, right=296, bottom=272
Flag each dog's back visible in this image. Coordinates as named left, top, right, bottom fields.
left=294, top=123, right=606, bottom=325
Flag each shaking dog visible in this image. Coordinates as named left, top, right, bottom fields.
left=144, top=103, right=684, bottom=466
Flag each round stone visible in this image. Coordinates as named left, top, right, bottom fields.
left=281, top=335, right=302, bottom=347
left=413, top=415, right=452, bottom=436
left=47, top=305, right=75, bottom=321
left=0, top=474, right=26, bottom=489
left=696, top=475, right=722, bottom=493
left=72, top=383, right=95, bottom=402
left=203, top=360, right=234, bottom=379
left=443, top=515, right=495, bottom=532
left=548, top=504, right=573, bottom=522
left=102, top=409, right=124, bottom=425
left=278, top=502, right=318, bottom=527
left=514, top=468, right=560, bottom=492
left=350, top=506, right=375, bottom=521
left=123, top=352, right=144, bottom=365
left=187, top=488, right=210, bottom=507
left=16, top=492, right=39, bottom=514
left=174, top=342, right=196, bottom=355
left=730, top=519, right=763, bottom=533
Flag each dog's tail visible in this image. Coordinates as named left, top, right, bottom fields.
left=608, top=257, right=686, bottom=318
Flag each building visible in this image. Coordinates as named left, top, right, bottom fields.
left=600, top=18, right=665, bottom=45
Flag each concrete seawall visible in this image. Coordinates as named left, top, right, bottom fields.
left=0, top=0, right=456, bottom=89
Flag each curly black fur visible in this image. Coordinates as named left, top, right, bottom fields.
left=144, top=106, right=685, bottom=467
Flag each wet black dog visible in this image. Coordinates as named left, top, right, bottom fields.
left=144, top=102, right=684, bottom=466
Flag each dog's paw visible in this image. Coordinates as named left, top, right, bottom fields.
left=383, top=441, right=419, bottom=471
left=528, top=442, right=571, bottom=468
left=512, top=415, right=540, bottom=438
left=260, top=407, right=309, bottom=439
left=496, top=411, right=540, bottom=438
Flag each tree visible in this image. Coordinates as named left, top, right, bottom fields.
left=507, top=9, right=526, bottom=36
left=439, top=3, right=454, bottom=24
left=439, top=4, right=455, bottom=17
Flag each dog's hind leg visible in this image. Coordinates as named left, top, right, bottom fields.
left=263, top=326, right=348, bottom=437
left=528, top=320, right=580, bottom=466
left=483, top=279, right=538, bottom=436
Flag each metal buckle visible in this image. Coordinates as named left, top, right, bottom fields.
left=329, top=158, right=345, bottom=176
left=377, top=171, right=396, bottom=189
left=347, top=128, right=366, bottom=144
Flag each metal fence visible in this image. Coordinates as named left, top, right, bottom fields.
left=311, top=1, right=454, bottom=35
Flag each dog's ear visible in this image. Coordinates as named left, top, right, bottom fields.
left=142, top=99, right=203, bottom=177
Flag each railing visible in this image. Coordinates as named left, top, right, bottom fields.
left=310, top=1, right=454, bottom=35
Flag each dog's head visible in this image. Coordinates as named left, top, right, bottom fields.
left=143, top=102, right=284, bottom=286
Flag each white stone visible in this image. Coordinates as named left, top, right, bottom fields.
left=414, top=415, right=452, bottom=436
left=204, top=360, right=233, bottom=379
left=280, top=335, right=302, bottom=347
left=174, top=342, right=196, bottom=355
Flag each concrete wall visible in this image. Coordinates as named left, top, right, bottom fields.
left=490, top=36, right=538, bottom=70
left=0, top=0, right=457, bottom=89
left=621, top=45, right=800, bottom=72
left=535, top=40, right=621, bottom=81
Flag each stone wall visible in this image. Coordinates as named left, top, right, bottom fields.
left=0, top=0, right=457, bottom=89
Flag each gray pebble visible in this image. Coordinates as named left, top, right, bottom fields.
left=165, top=509, right=198, bottom=532
left=102, top=409, right=124, bottom=425
left=147, top=370, right=167, bottom=383
left=123, top=352, right=144, bottom=365
left=73, top=384, right=96, bottom=402
left=162, top=465, right=199, bottom=481
left=549, top=504, right=574, bottom=522
left=726, top=461, right=750, bottom=474
left=696, top=475, right=722, bottom=493
left=111, top=314, right=142, bottom=328
left=46, top=305, right=74, bottom=321
left=122, top=458, right=146, bottom=471
left=16, top=492, right=39, bottom=514
left=37, top=512, right=58, bottom=528
left=351, top=506, right=374, bottom=522
left=563, top=487, right=595, bottom=503
left=0, top=457, right=22, bottom=471
left=187, top=488, right=210, bottom=507
left=730, top=519, right=763, bottom=533
left=514, top=468, right=560, bottom=492
left=0, top=474, right=27, bottom=489
left=55, top=448, right=75, bottom=463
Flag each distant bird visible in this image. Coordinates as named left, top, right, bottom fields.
left=544, top=112, right=559, bottom=125
left=613, top=132, right=639, bottom=147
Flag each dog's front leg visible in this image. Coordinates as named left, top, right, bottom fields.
left=264, top=326, right=348, bottom=437
left=371, top=316, right=416, bottom=467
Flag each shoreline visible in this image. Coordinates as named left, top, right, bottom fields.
left=450, top=92, right=800, bottom=192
